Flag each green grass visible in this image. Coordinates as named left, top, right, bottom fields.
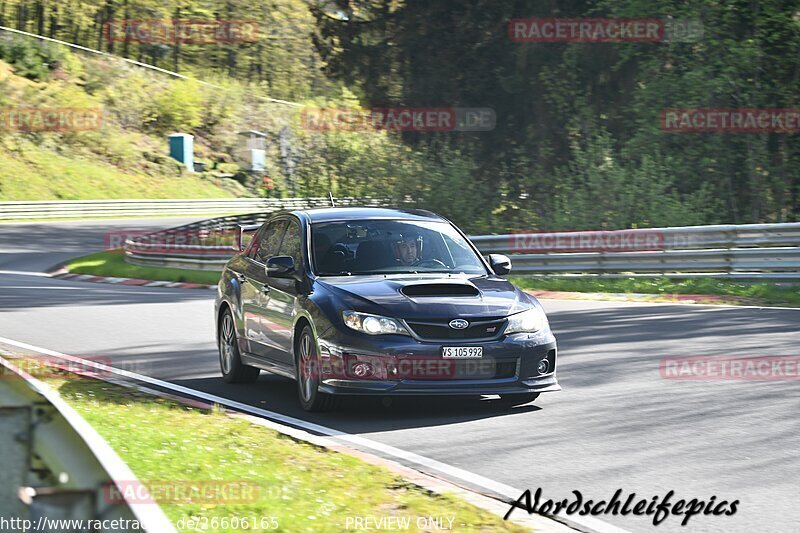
left=40, top=374, right=529, bottom=533
left=66, top=250, right=222, bottom=285
left=0, top=58, right=249, bottom=202
left=511, top=276, right=800, bottom=306
left=0, top=140, right=242, bottom=201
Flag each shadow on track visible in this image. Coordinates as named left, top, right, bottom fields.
left=169, top=373, right=542, bottom=434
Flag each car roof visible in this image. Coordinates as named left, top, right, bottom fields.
left=294, top=207, right=447, bottom=223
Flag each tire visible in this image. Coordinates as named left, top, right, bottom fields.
left=218, top=308, right=260, bottom=384
left=295, top=325, right=339, bottom=412
left=497, top=392, right=539, bottom=406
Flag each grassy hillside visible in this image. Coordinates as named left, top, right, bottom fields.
left=0, top=36, right=485, bottom=232
left=0, top=138, right=242, bottom=200
left=0, top=54, right=250, bottom=201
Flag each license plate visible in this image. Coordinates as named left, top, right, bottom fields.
left=442, top=346, right=483, bottom=358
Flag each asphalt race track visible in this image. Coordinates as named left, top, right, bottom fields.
left=1, top=219, right=798, bottom=532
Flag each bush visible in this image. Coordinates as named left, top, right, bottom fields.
left=150, top=80, right=204, bottom=134
left=0, top=38, right=65, bottom=81
left=101, top=70, right=160, bottom=129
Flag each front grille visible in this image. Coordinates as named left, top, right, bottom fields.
left=405, top=318, right=506, bottom=341
left=393, top=359, right=517, bottom=380
left=493, top=362, right=517, bottom=379
left=341, top=354, right=517, bottom=381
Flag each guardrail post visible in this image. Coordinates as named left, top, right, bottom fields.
left=0, top=407, right=31, bottom=518
left=726, top=228, right=737, bottom=275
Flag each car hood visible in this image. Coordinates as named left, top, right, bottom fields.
left=315, top=273, right=537, bottom=320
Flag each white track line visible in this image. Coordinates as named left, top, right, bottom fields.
left=0, top=335, right=630, bottom=533
left=0, top=270, right=51, bottom=277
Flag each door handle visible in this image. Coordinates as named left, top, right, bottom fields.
left=261, top=284, right=271, bottom=294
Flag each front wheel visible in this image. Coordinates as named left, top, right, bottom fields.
left=296, top=325, right=339, bottom=412
left=219, top=308, right=260, bottom=383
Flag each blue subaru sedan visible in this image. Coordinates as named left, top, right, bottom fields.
left=215, top=207, right=559, bottom=411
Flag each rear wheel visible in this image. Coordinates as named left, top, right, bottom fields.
left=497, top=392, right=539, bottom=406
left=296, top=325, right=339, bottom=412
left=219, top=308, right=260, bottom=383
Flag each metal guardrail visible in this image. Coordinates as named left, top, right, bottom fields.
left=122, top=219, right=800, bottom=280
left=0, top=355, right=175, bottom=532
left=469, top=223, right=800, bottom=279
left=471, top=223, right=800, bottom=252
left=122, top=197, right=392, bottom=270
left=0, top=198, right=370, bottom=220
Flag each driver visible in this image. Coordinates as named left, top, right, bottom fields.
left=394, top=232, right=423, bottom=265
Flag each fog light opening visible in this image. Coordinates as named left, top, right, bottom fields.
left=537, top=359, right=550, bottom=375
left=351, top=362, right=374, bottom=378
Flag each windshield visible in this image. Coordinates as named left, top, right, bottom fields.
left=311, top=220, right=488, bottom=276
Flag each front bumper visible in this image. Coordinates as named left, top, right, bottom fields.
left=316, top=329, right=560, bottom=396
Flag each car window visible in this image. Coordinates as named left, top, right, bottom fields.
left=279, top=220, right=304, bottom=270
left=441, top=232, right=478, bottom=268
left=311, top=220, right=488, bottom=275
left=254, top=220, right=287, bottom=263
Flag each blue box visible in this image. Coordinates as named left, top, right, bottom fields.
left=168, top=133, right=194, bottom=172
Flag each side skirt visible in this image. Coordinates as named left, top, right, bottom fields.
left=240, top=353, right=296, bottom=380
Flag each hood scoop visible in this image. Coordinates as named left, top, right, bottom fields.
left=400, top=283, right=480, bottom=298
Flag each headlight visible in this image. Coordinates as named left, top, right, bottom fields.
left=505, top=307, right=548, bottom=334
left=342, top=311, right=410, bottom=335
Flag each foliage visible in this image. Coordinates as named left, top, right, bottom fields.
left=0, top=38, right=65, bottom=80
left=150, top=80, right=204, bottom=133
left=549, top=130, right=719, bottom=229
left=314, top=0, right=800, bottom=228
left=2, top=0, right=800, bottom=233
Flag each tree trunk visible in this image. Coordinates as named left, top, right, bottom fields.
left=173, top=7, right=181, bottom=72
left=16, top=2, right=26, bottom=30
left=48, top=5, right=58, bottom=38
left=36, top=1, right=45, bottom=36
left=122, top=0, right=130, bottom=57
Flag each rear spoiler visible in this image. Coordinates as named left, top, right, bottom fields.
left=237, top=224, right=262, bottom=251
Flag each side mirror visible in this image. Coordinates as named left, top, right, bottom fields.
left=488, top=253, right=512, bottom=275
left=266, top=256, right=296, bottom=278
